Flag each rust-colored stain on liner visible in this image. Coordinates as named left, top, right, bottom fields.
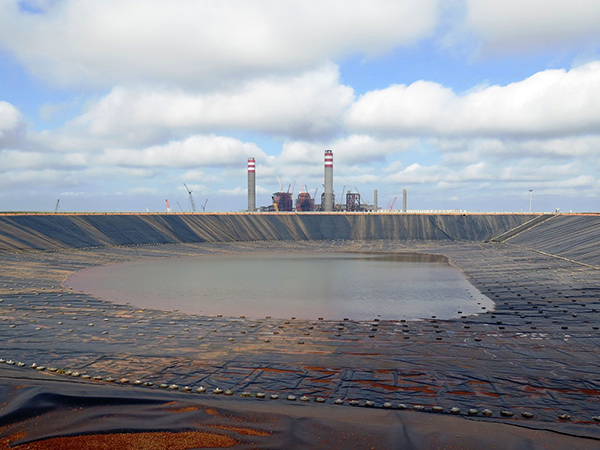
left=210, top=425, right=271, bottom=437
left=3, top=431, right=238, bottom=450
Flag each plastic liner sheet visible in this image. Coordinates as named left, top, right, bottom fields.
left=0, top=213, right=536, bottom=253
left=1, top=365, right=599, bottom=450
left=506, top=214, right=600, bottom=267
left=1, top=240, right=600, bottom=448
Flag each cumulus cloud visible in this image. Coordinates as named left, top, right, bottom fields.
left=543, top=175, right=597, bottom=189
left=181, top=170, right=220, bottom=184
left=436, top=135, right=600, bottom=167
left=0, top=149, right=88, bottom=171
left=128, top=187, right=157, bottom=195
left=346, top=62, right=600, bottom=138
left=59, top=191, right=86, bottom=197
left=513, top=136, right=600, bottom=158
left=381, top=154, right=597, bottom=200
left=217, top=187, right=247, bottom=197
left=0, top=101, right=21, bottom=134
left=0, top=169, right=79, bottom=189
left=464, top=0, right=600, bottom=54
left=280, top=135, right=416, bottom=165
left=385, top=162, right=488, bottom=185
left=96, top=134, right=266, bottom=168
left=0, top=101, right=25, bottom=148
left=499, top=162, right=579, bottom=181
left=86, top=166, right=158, bottom=180
left=502, top=174, right=598, bottom=199
left=0, top=0, right=438, bottom=87
left=69, top=65, right=354, bottom=140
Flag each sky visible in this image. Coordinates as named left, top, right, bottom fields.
left=1, top=0, right=600, bottom=213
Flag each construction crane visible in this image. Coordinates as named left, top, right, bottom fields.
left=54, top=199, right=60, bottom=213
left=183, top=183, right=196, bottom=212
left=165, top=199, right=172, bottom=213
left=200, top=199, right=208, bottom=212
left=176, top=201, right=185, bottom=213
left=389, top=196, right=397, bottom=211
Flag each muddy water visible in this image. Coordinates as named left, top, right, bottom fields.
left=66, top=252, right=494, bottom=320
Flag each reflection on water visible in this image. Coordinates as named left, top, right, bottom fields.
left=66, top=252, right=494, bottom=320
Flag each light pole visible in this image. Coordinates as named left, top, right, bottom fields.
left=529, top=190, right=533, bottom=213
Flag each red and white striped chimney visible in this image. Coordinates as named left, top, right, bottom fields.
left=324, top=150, right=333, bottom=212
left=248, top=157, right=256, bottom=212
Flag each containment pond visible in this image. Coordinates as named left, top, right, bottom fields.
left=66, top=252, right=494, bottom=320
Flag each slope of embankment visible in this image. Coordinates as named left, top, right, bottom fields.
left=503, top=213, right=600, bottom=267
left=0, top=212, right=536, bottom=253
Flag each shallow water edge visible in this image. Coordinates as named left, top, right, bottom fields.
left=66, top=250, right=495, bottom=321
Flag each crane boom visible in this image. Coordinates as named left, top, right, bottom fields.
left=183, top=183, right=196, bottom=212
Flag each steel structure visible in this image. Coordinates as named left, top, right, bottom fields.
left=295, top=192, right=314, bottom=211
left=272, top=192, right=293, bottom=212
left=346, top=191, right=361, bottom=212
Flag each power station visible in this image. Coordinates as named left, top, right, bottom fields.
left=251, top=149, right=386, bottom=212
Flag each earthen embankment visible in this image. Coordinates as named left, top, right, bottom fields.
left=0, top=212, right=536, bottom=253
left=503, top=213, right=600, bottom=267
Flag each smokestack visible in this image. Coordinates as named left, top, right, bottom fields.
left=403, top=189, right=407, bottom=213
left=374, top=189, right=378, bottom=211
left=248, top=157, right=256, bottom=212
left=324, top=150, right=333, bottom=212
